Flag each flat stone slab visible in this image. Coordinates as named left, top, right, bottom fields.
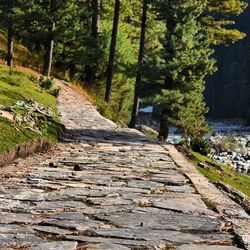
left=86, top=243, right=130, bottom=250
left=0, top=224, right=35, bottom=234
left=32, top=225, right=73, bottom=235
left=95, top=212, right=221, bottom=232
left=0, top=234, right=44, bottom=246
left=43, top=219, right=100, bottom=230
left=176, top=245, right=241, bottom=250
left=84, top=228, right=232, bottom=245
left=0, top=212, right=39, bottom=224
left=29, top=241, right=78, bottom=250
left=65, top=235, right=162, bottom=248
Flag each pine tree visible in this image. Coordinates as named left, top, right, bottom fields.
left=129, top=0, right=148, bottom=128
left=154, top=0, right=216, bottom=141
left=21, top=0, right=81, bottom=77
left=204, top=0, right=248, bottom=45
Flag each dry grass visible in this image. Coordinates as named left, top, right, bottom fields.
left=70, top=83, right=94, bottom=103
left=15, top=65, right=41, bottom=77
left=0, top=30, right=42, bottom=71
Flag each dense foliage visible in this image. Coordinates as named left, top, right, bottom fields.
left=0, top=0, right=247, bottom=140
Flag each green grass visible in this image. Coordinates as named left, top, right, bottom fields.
left=0, top=65, right=55, bottom=107
left=188, top=150, right=250, bottom=197
left=0, top=64, right=63, bottom=154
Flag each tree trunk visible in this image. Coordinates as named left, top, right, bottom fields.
left=43, top=22, right=55, bottom=77
left=7, top=0, right=14, bottom=69
left=85, top=0, right=100, bottom=86
left=91, top=0, right=100, bottom=41
left=104, top=0, right=120, bottom=102
left=158, top=108, right=169, bottom=141
left=129, top=0, right=148, bottom=128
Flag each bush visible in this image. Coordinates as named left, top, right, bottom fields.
left=29, top=75, right=38, bottom=83
left=39, top=77, right=54, bottom=90
left=48, top=87, right=61, bottom=98
left=191, top=137, right=211, bottom=156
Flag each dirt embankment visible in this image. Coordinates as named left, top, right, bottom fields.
left=0, top=139, right=51, bottom=168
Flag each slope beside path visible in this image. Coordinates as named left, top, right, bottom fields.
left=0, top=80, right=249, bottom=250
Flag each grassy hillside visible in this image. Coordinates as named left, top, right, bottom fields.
left=188, top=150, right=250, bottom=197
left=0, top=64, right=62, bottom=155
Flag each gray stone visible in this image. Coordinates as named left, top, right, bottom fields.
left=176, top=245, right=241, bottom=250
left=29, top=241, right=78, bottom=250
left=0, top=225, right=35, bottom=234
left=0, top=234, right=44, bottom=245
left=87, top=228, right=201, bottom=243
left=64, top=235, right=161, bottom=248
left=50, top=212, right=86, bottom=221
left=87, top=243, right=130, bottom=250
left=43, top=219, right=100, bottom=230
left=0, top=212, right=38, bottom=224
left=32, top=226, right=73, bottom=235
left=95, top=213, right=221, bottom=232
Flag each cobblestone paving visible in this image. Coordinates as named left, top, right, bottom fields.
left=0, top=81, right=248, bottom=249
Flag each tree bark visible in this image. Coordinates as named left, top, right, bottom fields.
left=85, top=0, right=100, bottom=86
left=43, top=21, right=55, bottom=77
left=104, top=0, right=120, bottom=102
left=7, top=0, right=14, bottom=69
left=158, top=108, right=169, bottom=141
left=91, top=0, right=100, bottom=41
left=129, top=0, right=148, bottom=128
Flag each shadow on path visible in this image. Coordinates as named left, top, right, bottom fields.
left=61, top=128, right=160, bottom=145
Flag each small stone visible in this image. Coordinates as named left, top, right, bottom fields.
left=74, top=164, right=83, bottom=171
left=198, top=162, right=206, bottom=168
left=49, top=162, right=57, bottom=168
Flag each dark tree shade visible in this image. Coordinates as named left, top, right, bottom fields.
left=105, top=0, right=120, bottom=102
left=85, top=0, right=100, bottom=86
left=129, top=0, right=148, bottom=128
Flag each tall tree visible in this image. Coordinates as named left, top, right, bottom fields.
left=21, top=0, right=80, bottom=77
left=104, top=0, right=120, bottom=102
left=155, top=0, right=216, bottom=141
left=42, top=0, right=56, bottom=77
left=85, top=0, right=100, bottom=85
left=152, top=0, right=247, bottom=141
left=129, top=0, right=148, bottom=128
left=7, top=0, right=14, bottom=68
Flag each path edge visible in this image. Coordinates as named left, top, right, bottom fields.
left=164, top=144, right=250, bottom=250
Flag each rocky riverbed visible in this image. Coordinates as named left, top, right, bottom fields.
left=138, top=111, right=250, bottom=176
left=207, top=121, right=250, bottom=176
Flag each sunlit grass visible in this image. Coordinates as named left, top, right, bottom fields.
left=188, top=150, right=250, bottom=197
left=0, top=64, right=62, bottom=154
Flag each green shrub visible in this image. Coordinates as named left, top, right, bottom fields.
left=29, top=75, right=38, bottom=83
left=48, top=87, right=61, bottom=98
left=39, top=77, right=54, bottom=90
left=191, top=137, right=211, bottom=156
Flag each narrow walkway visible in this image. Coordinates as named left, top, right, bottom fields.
left=0, top=81, right=248, bottom=250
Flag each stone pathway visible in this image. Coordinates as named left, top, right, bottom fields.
left=0, top=81, right=249, bottom=250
